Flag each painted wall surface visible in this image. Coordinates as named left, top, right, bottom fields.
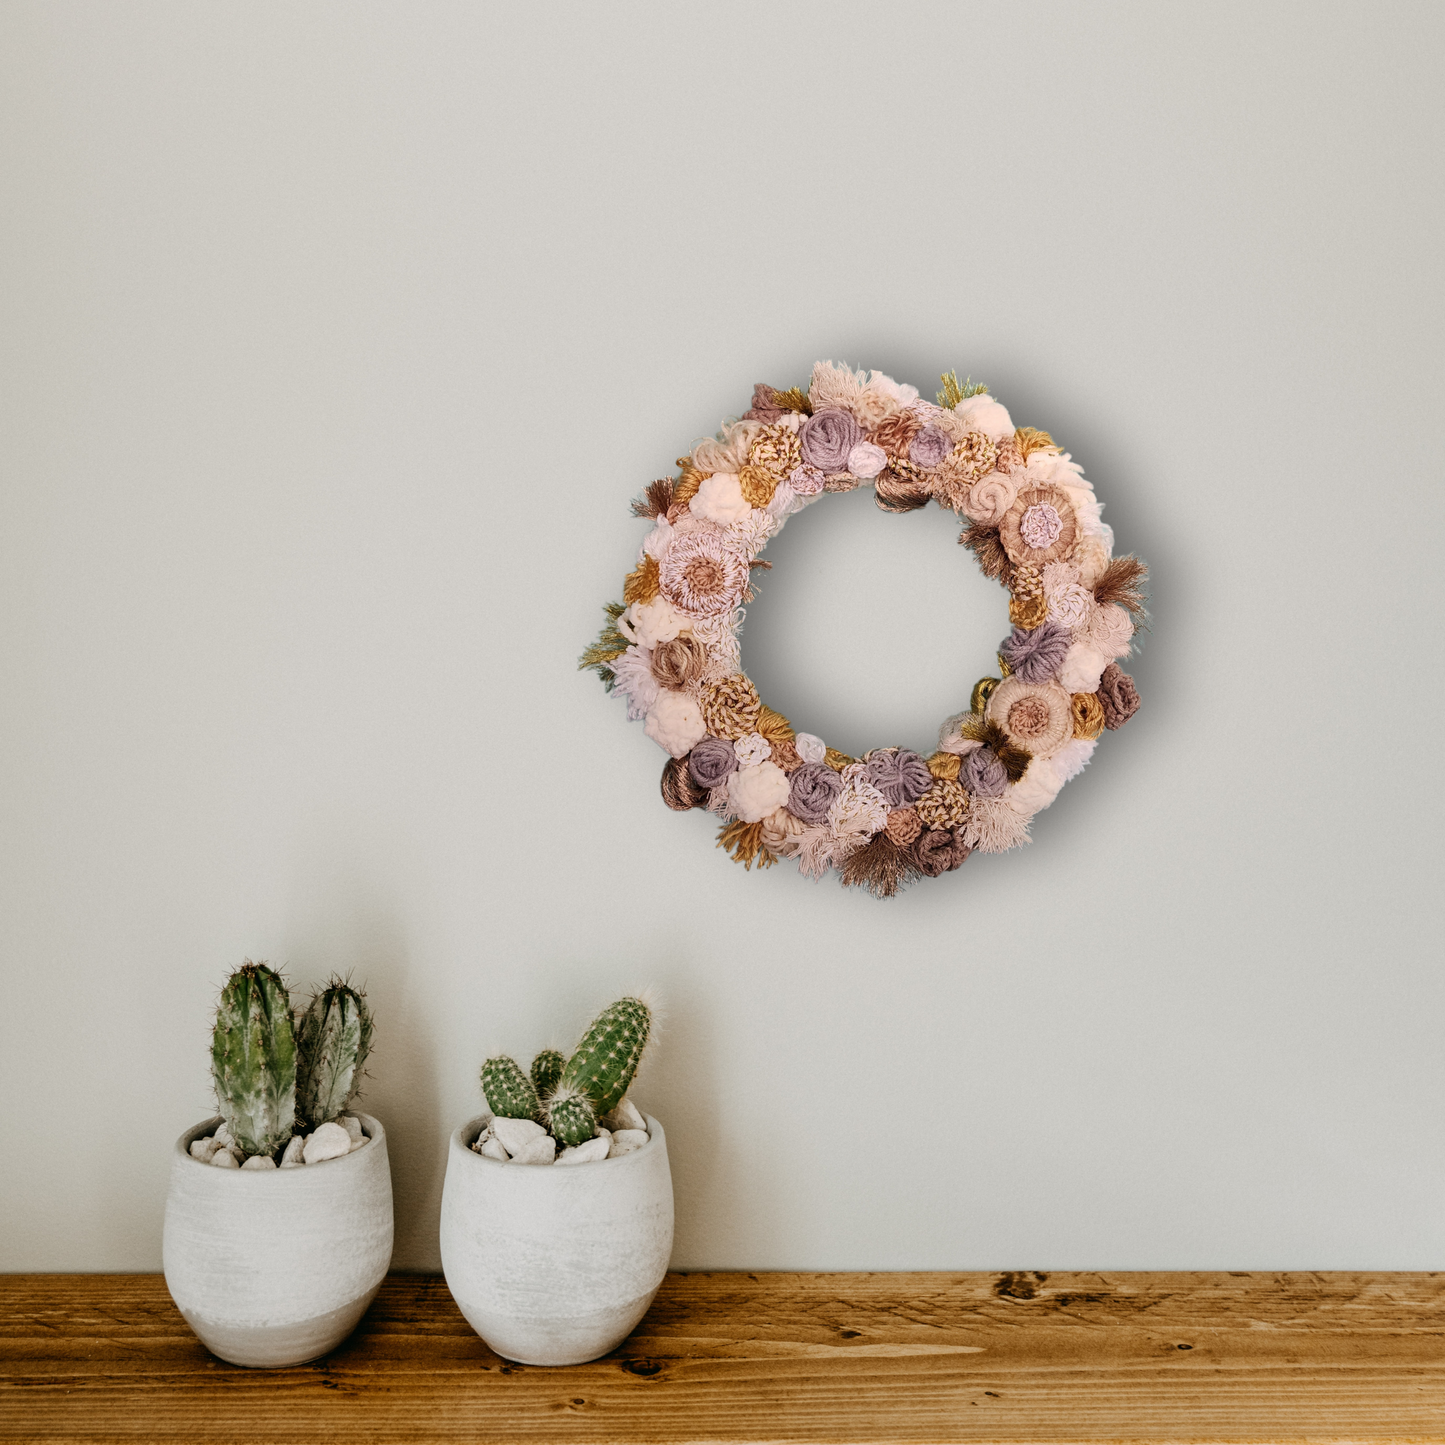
left=3, top=2, right=1442, bottom=1273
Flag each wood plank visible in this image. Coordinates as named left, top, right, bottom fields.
left=2, top=1271, right=1443, bottom=1443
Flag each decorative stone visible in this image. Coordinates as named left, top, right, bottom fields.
left=491, top=1117, right=546, bottom=1155
left=340, top=1115, right=364, bottom=1144
left=302, top=1122, right=352, bottom=1164
left=605, top=1097, right=646, bottom=1134
left=210, top=1147, right=239, bottom=1168
left=556, top=1135, right=611, bottom=1166
left=348, top=1136, right=370, bottom=1153
left=509, top=1135, right=557, bottom=1166
left=190, top=1137, right=220, bottom=1163
left=213, top=1123, right=234, bottom=1147
left=608, top=1129, right=648, bottom=1158
left=478, top=1137, right=509, bottom=1162
left=279, top=1136, right=306, bottom=1169
left=241, top=1155, right=277, bottom=1171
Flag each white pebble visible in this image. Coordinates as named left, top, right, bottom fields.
left=608, top=1129, right=648, bottom=1158
left=479, top=1137, right=509, bottom=1162
left=279, top=1135, right=306, bottom=1168
left=556, top=1135, right=612, bottom=1166
left=491, top=1116, right=546, bottom=1154
left=340, top=1114, right=364, bottom=1144
left=240, top=1154, right=276, bottom=1170
left=210, top=1147, right=239, bottom=1168
left=213, top=1122, right=234, bottom=1147
left=509, top=1135, right=556, bottom=1166
left=190, top=1137, right=220, bottom=1163
left=606, top=1097, right=646, bottom=1134
left=302, top=1122, right=352, bottom=1164
left=348, top=1136, right=369, bottom=1153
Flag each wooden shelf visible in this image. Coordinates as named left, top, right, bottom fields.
left=3, top=1271, right=1443, bottom=1442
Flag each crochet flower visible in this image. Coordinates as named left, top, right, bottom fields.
left=644, top=689, right=707, bottom=757
left=913, top=828, right=959, bottom=876
left=620, top=595, right=687, bottom=648
left=914, top=777, right=969, bottom=830
left=699, top=673, right=762, bottom=739
left=689, top=472, right=752, bottom=526
left=733, top=732, right=772, bottom=766
left=659, top=529, right=749, bottom=617
left=884, top=807, right=922, bottom=846
left=794, top=732, right=826, bottom=765
left=799, top=408, right=862, bottom=472
left=787, top=761, right=844, bottom=825
left=1098, top=663, right=1141, bottom=729
left=1047, top=581, right=1094, bottom=632
left=847, top=442, right=887, bottom=479
left=827, top=774, right=889, bottom=837
left=999, top=485, right=1078, bottom=567
left=727, top=760, right=791, bottom=824
left=788, top=464, right=826, bottom=496
left=1086, top=602, right=1134, bottom=659
left=908, top=426, right=953, bottom=469
left=960, top=746, right=1008, bottom=798
left=687, top=734, right=739, bottom=790
left=999, top=620, right=1072, bottom=684
left=953, top=393, right=1013, bottom=439
left=986, top=676, right=1072, bottom=758
left=865, top=748, right=933, bottom=807
left=961, top=474, right=1018, bottom=527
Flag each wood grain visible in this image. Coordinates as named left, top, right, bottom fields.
left=3, top=1271, right=1444, bottom=1443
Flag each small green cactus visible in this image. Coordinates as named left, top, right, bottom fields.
left=530, top=1048, right=565, bottom=1099
left=211, top=961, right=296, bottom=1158
left=561, top=996, right=651, bottom=1117
left=546, top=1087, right=597, bottom=1147
left=481, top=1056, right=540, bottom=1120
left=295, top=978, right=374, bottom=1127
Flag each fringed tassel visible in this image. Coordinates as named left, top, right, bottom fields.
left=716, top=820, right=778, bottom=871
left=839, top=833, right=920, bottom=898
left=578, top=602, right=630, bottom=683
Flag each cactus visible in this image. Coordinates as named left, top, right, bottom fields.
left=546, top=1087, right=597, bottom=1147
left=530, top=1048, right=565, bottom=1099
left=560, top=996, right=651, bottom=1117
left=211, top=961, right=296, bottom=1158
left=295, top=978, right=374, bottom=1127
left=481, top=1056, right=539, bottom=1120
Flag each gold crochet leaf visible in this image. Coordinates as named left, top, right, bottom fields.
left=578, top=602, right=630, bottom=683
left=622, top=554, right=660, bottom=605
left=936, top=371, right=989, bottom=409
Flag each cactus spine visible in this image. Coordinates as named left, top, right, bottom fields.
left=560, top=996, right=651, bottom=1117
left=211, top=961, right=296, bottom=1157
left=530, top=1048, right=565, bottom=1099
left=481, top=1056, right=539, bottom=1120
left=546, top=1087, right=597, bottom=1147
left=296, top=978, right=374, bottom=1127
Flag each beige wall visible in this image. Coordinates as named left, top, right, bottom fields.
left=3, top=2, right=1442, bottom=1272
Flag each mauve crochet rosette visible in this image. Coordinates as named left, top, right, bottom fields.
left=580, top=363, right=1148, bottom=897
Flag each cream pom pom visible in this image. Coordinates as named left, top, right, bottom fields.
left=640, top=516, right=675, bottom=561
left=1051, top=737, right=1097, bottom=783
left=644, top=689, right=707, bottom=758
left=690, top=473, right=752, bottom=525
left=620, top=596, right=686, bottom=648
left=953, top=393, right=1013, bottom=439
left=727, top=760, right=791, bottom=823
left=1007, top=757, right=1064, bottom=817
left=1057, top=641, right=1110, bottom=694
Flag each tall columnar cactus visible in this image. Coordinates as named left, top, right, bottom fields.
left=560, top=996, right=651, bottom=1117
left=530, top=1048, right=565, bottom=1099
left=295, top=978, right=374, bottom=1127
left=481, top=1056, right=540, bottom=1121
left=211, top=961, right=296, bottom=1157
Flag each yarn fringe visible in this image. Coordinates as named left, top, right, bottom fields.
left=959, top=523, right=1010, bottom=581
left=630, top=478, right=675, bottom=519
left=1094, top=555, right=1149, bottom=617
left=716, top=819, right=779, bottom=871
left=770, top=385, right=812, bottom=414
left=1014, top=426, right=1058, bottom=459
left=839, top=833, right=920, bottom=899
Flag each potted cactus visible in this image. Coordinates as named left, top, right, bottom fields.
left=163, top=962, right=394, bottom=1368
left=439, top=996, right=674, bottom=1365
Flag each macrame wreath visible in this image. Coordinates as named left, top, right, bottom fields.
left=580, top=363, right=1147, bottom=897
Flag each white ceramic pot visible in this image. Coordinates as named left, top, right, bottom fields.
left=439, top=1114, right=674, bottom=1366
left=163, top=1112, right=394, bottom=1368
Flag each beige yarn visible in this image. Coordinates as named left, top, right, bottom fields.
left=700, top=673, right=762, bottom=740
left=884, top=807, right=923, bottom=846
left=760, top=805, right=807, bottom=857
left=914, top=777, right=969, bottom=829
left=749, top=424, right=802, bottom=482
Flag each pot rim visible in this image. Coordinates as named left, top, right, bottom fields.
left=451, top=1113, right=663, bottom=1175
left=174, top=1111, right=385, bottom=1176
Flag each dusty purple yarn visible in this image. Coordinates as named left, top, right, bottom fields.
left=799, top=408, right=861, bottom=472
left=999, top=619, right=1072, bottom=683
left=961, top=747, right=1008, bottom=798
left=787, top=762, right=843, bottom=825
left=866, top=748, right=933, bottom=807
left=687, top=735, right=738, bottom=790
left=908, top=426, right=953, bottom=468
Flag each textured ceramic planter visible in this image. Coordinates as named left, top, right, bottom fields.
left=440, top=1113, right=674, bottom=1365
left=163, top=1112, right=394, bottom=1367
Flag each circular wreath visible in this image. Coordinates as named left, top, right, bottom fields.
left=580, top=362, right=1147, bottom=897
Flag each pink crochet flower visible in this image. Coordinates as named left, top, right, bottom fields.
left=659, top=528, right=748, bottom=618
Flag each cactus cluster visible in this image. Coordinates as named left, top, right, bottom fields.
left=210, top=962, right=374, bottom=1159
left=481, top=996, right=651, bottom=1148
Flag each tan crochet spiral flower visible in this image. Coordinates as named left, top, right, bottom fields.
left=884, top=806, right=923, bottom=846
left=659, top=528, right=748, bottom=617
left=999, top=485, right=1078, bottom=567
left=650, top=635, right=708, bottom=691
left=737, top=464, right=778, bottom=508
left=986, top=676, right=1072, bottom=758
left=914, top=777, right=969, bottom=830
left=749, top=423, right=802, bottom=482
left=932, top=431, right=998, bottom=512
left=926, top=750, right=961, bottom=781
left=700, top=673, right=762, bottom=740
left=1071, top=691, right=1106, bottom=740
